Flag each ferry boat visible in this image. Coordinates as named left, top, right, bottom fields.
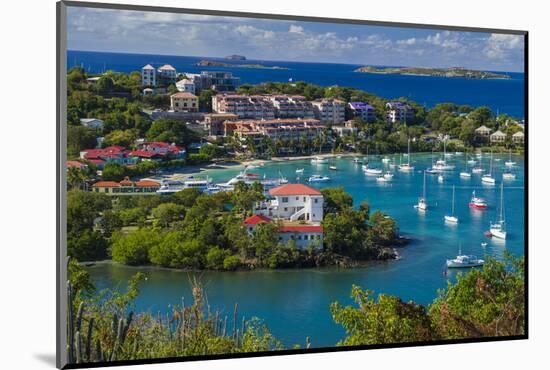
left=469, top=191, right=487, bottom=209
left=157, top=178, right=219, bottom=195
left=221, top=169, right=287, bottom=189
left=308, top=175, right=331, bottom=182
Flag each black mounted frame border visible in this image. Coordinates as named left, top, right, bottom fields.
left=56, top=1, right=529, bottom=368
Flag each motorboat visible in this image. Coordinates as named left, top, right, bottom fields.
left=446, top=254, right=484, bottom=268
left=308, top=175, right=331, bottom=182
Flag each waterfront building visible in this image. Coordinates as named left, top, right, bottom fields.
left=80, top=118, right=104, bottom=129
left=91, top=177, right=160, bottom=195
left=490, top=130, right=507, bottom=144
left=268, top=95, right=315, bottom=119
left=348, top=102, right=376, bottom=122
left=170, top=92, right=198, bottom=112
left=141, top=64, right=156, bottom=86
left=212, top=94, right=276, bottom=120
left=332, top=121, right=358, bottom=137
left=311, top=98, right=346, bottom=124
left=141, top=64, right=177, bottom=87
left=157, top=64, right=177, bottom=86
left=176, top=78, right=196, bottom=94
left=512, top=131, right=525, bottom=144
left=188, top=71, right=240, bottom=92
left=246, top=183, right=325, bottom=249
left=223, top=118, right=324, bottom=142
left=475, top=125, right=492, bottom=142
left=203, top=113, right=239, bottom=136
left=386, top=101, right=414, bottom=123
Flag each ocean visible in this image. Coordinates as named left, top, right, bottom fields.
left=67, top=50, right=525, bottom=119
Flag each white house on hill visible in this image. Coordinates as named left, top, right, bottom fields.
left=254, top=184, right=324, bottom=222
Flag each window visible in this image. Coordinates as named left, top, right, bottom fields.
left=314, top=198, right=318, bottom=203
left=284, top=207, right=288, bottom=212
left=282, top=197, right=288, bottom=203
left=303, top=197, right=306, bottom=202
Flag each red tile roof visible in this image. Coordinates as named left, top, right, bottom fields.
left=243, top=214, right=272, bottom=225
left=66, top=160, right=87, bottom=169
left=269, top=184, right=322, bottom=196
left=136, top=180, right=160, bottom=188
left=279, top=225, right=323, bottom=233
left=171, top=92, right=197, bottom=99
left=92, top=181, right=121, bottom=188
left=128, top=150, right=161, bottom=158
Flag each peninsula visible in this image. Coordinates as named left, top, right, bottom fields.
left=197, top=59, right=289, bottom=70
left=354, top=66, right=511, bottom=79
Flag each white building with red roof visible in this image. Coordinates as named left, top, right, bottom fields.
left=255, top=183, right=324, bottom=222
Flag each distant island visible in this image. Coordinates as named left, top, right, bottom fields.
left=197, top=59, right=289, bottom=70
left=354, top=66, right=511, bottom=79
left=225, top=54, right=246, bottom=60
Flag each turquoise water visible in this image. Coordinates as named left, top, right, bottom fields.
left=87, top=152, right=525, bottom=348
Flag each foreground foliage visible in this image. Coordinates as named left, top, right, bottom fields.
left=331, top=254, right=524, bottom=345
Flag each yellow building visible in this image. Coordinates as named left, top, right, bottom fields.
left=170, top=92, right=198, bottom=112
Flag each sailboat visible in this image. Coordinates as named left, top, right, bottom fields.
left=460, top=152, right=472, bottom=178
left=489, top=183, right=507, bottom=239
left=505, top=149, right=516, bottom=167
left=362, top=146, right=382, bottom=175
left=414, top=171, right=428, bottom=211
left=399, top=138, right=415, bottom=172
left=481, top=150, right=496, bottom=185
left=502, top=169, right=516, bottom=180
left=432, top=139, right=455, bottom=171
left=444, top=185, right=459, bottom=223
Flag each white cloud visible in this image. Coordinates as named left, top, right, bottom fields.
left=289, top=25, right=304, bottom=34
left=484, top=34, right=523, bottom=59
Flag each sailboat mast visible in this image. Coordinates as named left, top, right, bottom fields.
left=423, top=171, right=426, bottom=199
left=407, top=139, right=411, bottom=166
left=500, top=183, right=504, bottom=221
left=452, top=185, right=455, bottom=215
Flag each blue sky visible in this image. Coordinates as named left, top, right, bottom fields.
left=67, top=7, right=524, bottom=72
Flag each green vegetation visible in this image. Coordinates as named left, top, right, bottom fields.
left=354, top=66, right=511, bottom=79
left=67, top=264, right=284, bottom=364
left=331, top=254, right=525, bottom=345
left=68, top=185, right=401, bottom=269
left=67, top=254, right=524, bottom=364
left=196, top=59, right=288, bottom=70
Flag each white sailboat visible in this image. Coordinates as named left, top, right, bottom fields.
left=460, top=152, right=471, bottom=178
left=444, top=185, right=459, bottom=223
left=432, top=139, right=455, bottom=171
left=399, top=138, right=415, bottom=172
left=502, top=169, right=516, bottom=180
left=505, top=149, right=516, bottom=167
left=489, top=183, right=507, bottom=239
left=481, top=150, right=496, bottom=185
left=414, top=171, right=428, bottom=211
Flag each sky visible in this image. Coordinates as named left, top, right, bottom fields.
left=67, top=7, right=525, bottom=72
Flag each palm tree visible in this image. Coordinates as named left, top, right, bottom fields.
left=67, top=167, right=87, bottom=190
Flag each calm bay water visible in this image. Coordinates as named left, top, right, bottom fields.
left=68, top=50, right=525, bottom=118
left=87, top=152, right=525, bottom=348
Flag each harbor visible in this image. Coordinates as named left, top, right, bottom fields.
left=86, top=151, right=525, bottom=348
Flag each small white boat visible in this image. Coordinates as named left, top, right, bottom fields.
left=308, top=175, right=331, bottom=182
left=364, top=166, right=383, bottom=175
left=382, top=156, right=391, bottom=164
left=353, top=157, right=362, bottom=164
left=400, top=139, right=415, bottom=172
left=383, top=172, right=394, bottom=180
left=446, top=254, right=484, bottom=268
left=311, top=156, right=328, bottom=164
left=426, top=168, right=440, bottom=175
left=502, top=171, right=516, bottom=180
left=329, top=165, right=337, bottom=171
left=472, top=167, right=485, bottom=174
left=295, top=168, right=304, bottom=174
left=489, top=183, right=507, bottom=239
left=376, top=175, right=390, bottom=183
left=505, top=149, right=516, bottom=167
left=481, top=242, right=488, bottom=247
left=467, top=159, right=477, bottom=165
left=414, top=171, right=428, bottom=211
left=481, top=174, right=496, bottom=185
left=460, top=171, right=472, bottom=178
left=438, top=174, right=444, bottom=183
left=444, top=186, right=459, bottom=223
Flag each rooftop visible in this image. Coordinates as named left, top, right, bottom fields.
left=279, top=225, right=323, bottom=233
left=171, top=92, right=197, bottom=99
left=243, top=214, right=272, bottom=225
left=269, top=184, right=322, bottom=196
